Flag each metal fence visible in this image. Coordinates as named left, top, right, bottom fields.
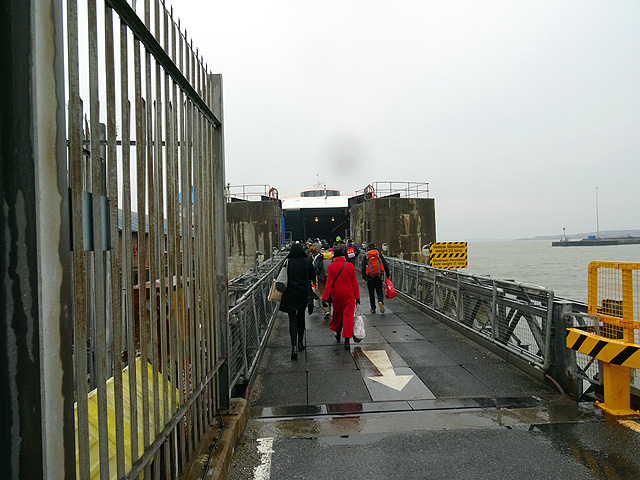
left=354, top=181, right=430, bottom=199
left=565, top=262, right=640, bottom=395
left=228, top=253, right=288, bottom=392
left=385, top=258, right=555, bottom=369
left=3, top=1, right=229, bottom=479
left=68, top=1, right=230, bottom=478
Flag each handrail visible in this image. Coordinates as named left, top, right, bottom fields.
left=382, top=257, right=554, bottom=370
left=228, top=253, right=288, bottom=391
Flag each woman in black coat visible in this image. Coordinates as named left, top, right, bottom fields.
left=279, top=243, right=316, bottom=360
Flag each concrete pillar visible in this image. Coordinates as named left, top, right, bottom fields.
left=0, top=0, right=75, bottom=478
left=351, top=197, right=436, bottom=261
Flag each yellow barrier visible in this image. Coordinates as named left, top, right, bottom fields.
left=75, top=358, right=180, bottom=479
left=566, top=329, right=640, bottom=369
left=567, top=262, right=640, bottom=416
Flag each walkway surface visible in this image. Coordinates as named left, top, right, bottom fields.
left=228, top=283, right=640, bottom=480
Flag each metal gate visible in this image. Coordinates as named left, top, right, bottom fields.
left=1, top=1, right=229, bottom=478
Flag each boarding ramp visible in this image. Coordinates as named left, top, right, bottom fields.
left=229, top=257, right=640, bottom=480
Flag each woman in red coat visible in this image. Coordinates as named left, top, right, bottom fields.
left=322, top=247, right=361, bottom=350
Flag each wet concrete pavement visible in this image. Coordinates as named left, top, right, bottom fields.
left=228, top=283, right=640, bottom=479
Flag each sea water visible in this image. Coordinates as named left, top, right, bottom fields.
left=464, top=240, right=640, bottom=304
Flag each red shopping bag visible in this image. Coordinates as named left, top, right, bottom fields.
left=384, top=277, right=397, bottom=299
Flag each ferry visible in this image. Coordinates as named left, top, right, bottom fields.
left=280, top=183, right=352, bottom=243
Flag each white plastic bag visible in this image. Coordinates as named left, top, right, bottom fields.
left=353, top=306, right=365, bottom=342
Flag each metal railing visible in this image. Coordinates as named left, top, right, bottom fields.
left=228, top=253, right=288, bottom=392
left=385, top=257, right=554, bottom=369
left=355, top=181, right=430, bottom=199
left=227, top=184, right=279, bottom=202
left=564, top=308, right=603, bottom=393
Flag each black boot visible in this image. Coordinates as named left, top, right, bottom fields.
left=298, top=342, right=305, bottom=351
left=335, top=331, right=341, bottom=343
left=291, top=345, right=298, bottom=360
left=344, top=337, right=350, bottom=350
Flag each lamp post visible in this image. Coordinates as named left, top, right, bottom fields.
left=595, top=187, right=600, bottom=239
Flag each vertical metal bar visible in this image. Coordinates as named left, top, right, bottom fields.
left=192, top=88, right=205, bottom=442
left=194, top=46, right=206, bottom=442
left=65, top=0, right=91, bottom=476
left=143, top=5, right=161, bottom=474
left=185, top=72, right=197, bottom=458
left=120, top=13, right=139, bottom=469
left=134, top=26, right=151, bottom=467
left=432, top=269, right=437, bottom=310
left=172, top=13, right=187, bottom=471
left=104, top=4, right=126, bottom=478
left=87, top=1, right=111, bottom=477
left=205, top=109, right=216, bottom=426
left=622, top=267, right=634, bottom=343
left=203, top=72, right=216, bottom=426
left=178, top=25, right=192, bottom=456
left=456, top=272, right=461, bottom=321
left=152, top=7, right=171, bottom=477
left=163, top=1, right=179, bottom=436
left=211, top=73, right=230, bottom=410
left=242, top=306, right=249, bottom=380
left=542, top=290, right=555, bottom=370
left=401, top=262, right=406, bottom=297
left=587, top=262, right=598, bottom=317
left=187, top=33, right=198, bottom=456
left=186, top=40, right=198, bottom=445
left=491, top=281, right=497, bottom=340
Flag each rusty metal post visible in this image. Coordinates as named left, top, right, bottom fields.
left=548, top=301, right=580, bottom=400
left=0, top=0, right=74, bottom=478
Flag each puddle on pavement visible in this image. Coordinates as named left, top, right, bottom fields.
left=250, top=400, right=603, bottom=440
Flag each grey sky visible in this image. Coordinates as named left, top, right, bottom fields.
left=176, top=0, right=639, bottom=240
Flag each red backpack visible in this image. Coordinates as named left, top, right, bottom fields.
left=365, top=250, right=384, bottom=276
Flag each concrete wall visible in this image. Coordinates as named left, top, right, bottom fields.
left=227, top=201, right=282, bottom=279
left=350, top=197, right=436, bottom=263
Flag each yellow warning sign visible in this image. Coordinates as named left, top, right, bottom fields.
left=429, top=242, right=467, bottom=269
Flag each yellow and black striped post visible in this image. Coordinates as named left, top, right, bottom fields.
left=566, top=328, right=639, bottom=415
left=568, top=261, right=640, bottom=416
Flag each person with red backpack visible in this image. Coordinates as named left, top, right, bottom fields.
left=344, top=239, right=360, bottom=266
left=361, top=242, right=391, bottom=314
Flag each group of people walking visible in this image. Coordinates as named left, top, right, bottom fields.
left=277, top=239, right=390, bottom=360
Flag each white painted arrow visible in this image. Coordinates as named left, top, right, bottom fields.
left=364, top=350, right=413, bottom=391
